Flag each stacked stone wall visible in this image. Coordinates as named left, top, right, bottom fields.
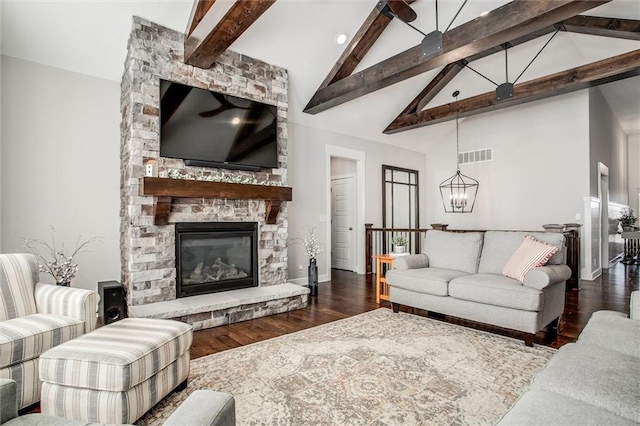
left=121, top=17, right=289, bottom=306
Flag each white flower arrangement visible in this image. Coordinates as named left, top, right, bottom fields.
left=301, top=228, right=323, bottom=260
left=23, top=228, right=101, bottom=286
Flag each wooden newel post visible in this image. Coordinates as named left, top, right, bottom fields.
left=365, top=223, right=373, bottom=276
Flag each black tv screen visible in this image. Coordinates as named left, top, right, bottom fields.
left=159, top=79, right=278, bottom=170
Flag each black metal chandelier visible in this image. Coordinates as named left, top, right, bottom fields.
left=439, top=90, right=479, bottom=213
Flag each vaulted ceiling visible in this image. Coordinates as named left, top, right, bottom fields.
left=2, top=0, right=639, bottom=150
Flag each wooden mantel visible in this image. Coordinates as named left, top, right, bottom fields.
left=140, top=177, right=293, bottom=225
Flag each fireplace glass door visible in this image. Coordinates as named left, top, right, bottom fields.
left=176, top=222, right=258, bottom=297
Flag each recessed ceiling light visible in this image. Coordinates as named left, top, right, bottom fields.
left=335, top=33, right=348, bottom=45
left=231, top=117, right=241, bottom=125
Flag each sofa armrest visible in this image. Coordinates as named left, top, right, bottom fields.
left=522, top=265, right=571, bottom=290
left=631, top=291, right=639, bottom=320
left=163, top=390, right=236, bottom=426
left=0, top=379, right=18, bottom=424
left=394, top=254, right=429, bottom=270
left=34, top=283, right=99, bottom=334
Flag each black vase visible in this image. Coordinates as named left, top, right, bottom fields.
left=308, top=258, right=318, bottom=297
left=58, top=281, right=71, bottom=287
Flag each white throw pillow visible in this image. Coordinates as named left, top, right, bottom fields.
left=502, top=235, right=559, bottom=283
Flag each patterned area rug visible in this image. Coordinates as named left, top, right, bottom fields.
left=140, top=309, right=554, bottom=425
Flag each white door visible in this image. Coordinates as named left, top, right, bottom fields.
left=331, top=175, right=357, bottom=271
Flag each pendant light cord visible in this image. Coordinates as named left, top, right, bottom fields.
left=454, top=91, right=460, bottom=170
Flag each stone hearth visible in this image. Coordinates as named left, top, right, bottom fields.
left=119, top=17, right=307, bottom=329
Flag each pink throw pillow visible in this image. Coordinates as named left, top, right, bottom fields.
left=502, top=235, right=559, bottom=283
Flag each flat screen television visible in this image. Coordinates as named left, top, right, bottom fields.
left=159, top=79, right=278, bottom=171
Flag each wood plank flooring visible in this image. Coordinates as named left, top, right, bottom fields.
left=191, top=262, right=639, bottom=358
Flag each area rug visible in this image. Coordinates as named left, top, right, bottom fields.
left=139, top=309, right=554, bottom=425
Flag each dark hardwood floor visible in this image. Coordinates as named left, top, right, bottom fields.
left=191, top=262, right=639, bottom=358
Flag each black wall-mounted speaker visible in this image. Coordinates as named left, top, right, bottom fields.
left=98, top=281, right=127, bottom=325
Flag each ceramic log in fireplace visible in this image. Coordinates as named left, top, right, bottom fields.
left=175, top=222, right=259, bottom=297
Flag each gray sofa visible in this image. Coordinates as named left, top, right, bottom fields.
left=497, top=291, right=640, bottom=425
left=386, top=230, right=571, bottom=345
left=0, top=379, right=236, bottom=426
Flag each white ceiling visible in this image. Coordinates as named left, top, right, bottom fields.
left=1, top=0, right=639, bottom=151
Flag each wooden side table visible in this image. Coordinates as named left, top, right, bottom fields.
left=373, top=254, right=409, bottom=304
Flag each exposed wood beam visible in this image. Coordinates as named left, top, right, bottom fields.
left=402, top=26, right=560, bottom=116
left=318, top=0, right=417, bottom=89
left=384, top=49, right=640, bottom=133
left=402, top=62, right=465, bottom=115
left=185, top=0, right=276, bottom=69
left=560, top=15, right=640, bottom=40
left=186, top=0, right=217, bottom=37
left=304, top=0, right=609, bottom=114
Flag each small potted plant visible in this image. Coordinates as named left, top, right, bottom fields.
left=620, top=209, right=638, bottom=231
left=391, top=235, right=408, bottom=253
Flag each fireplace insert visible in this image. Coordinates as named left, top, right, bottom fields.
left=175, top=222, right=258, bottom=297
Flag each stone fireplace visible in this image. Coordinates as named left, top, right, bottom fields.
left=119, top=17, right=307, bottom=330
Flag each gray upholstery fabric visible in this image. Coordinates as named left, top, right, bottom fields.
left=386, top=268, right=467, bottom=296
left=0, top=379, right=18, bottom=424
left=496, top=388, right=638, bottom=426
left=163, top=390, right=235, bottom=426
left=532, top=343, right=640, bottom=422
left=522, top=264, right=571, bottom=290
left=478, top=231, right=565, bottom=274
left=448, top=274, right=543, bottom=312
left=390, top=286, right=541, bottom=334
left=393, top=254, right=429, bottom=270
left=577, top=310, right=640, bottom=357
left=3, top=414, right=94, bottom=426
left=423, top=231, right=483, bottom=274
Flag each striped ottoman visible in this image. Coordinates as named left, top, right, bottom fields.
left=38, top=318, right=192, bottom=424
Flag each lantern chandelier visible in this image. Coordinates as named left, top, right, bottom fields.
left=439, top=90, right=479, bottom=213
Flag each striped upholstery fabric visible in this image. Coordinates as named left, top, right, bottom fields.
left=0, top=358, right=40, bottom=408
left=0, top=253, right=100, bottom=409
left=0, top=254, right=39, bottom=321
left=502, top=235, right=559, bottom=283
left=40, top=318, right=192, bottom=391
left=41, top=352, right=190, bottom=425
left=0, top=314, right=84, bottom=367
left=34, top=283, right=99, bottom=334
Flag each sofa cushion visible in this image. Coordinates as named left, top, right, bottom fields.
left=423, top=231, right=484, bottom=274
left=386, top=268, right=468, bottom=296
left=496, top=388, right=638, bottom=426
left=532, top=343, right=640, bottom=422
left=478, top=231, right=565, bottom=275
left=39, top=318, right=192, bottom=392
left=449, top=274, right=544, bottom=311
left=577, top=310, right=640, bottom=358
left=502, top=235, right=559, bottom=282
left=0, top=314, right=84, bottom=368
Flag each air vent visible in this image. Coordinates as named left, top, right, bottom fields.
left=458, top=148, right=493, bottom=165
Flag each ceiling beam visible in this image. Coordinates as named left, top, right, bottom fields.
left=186, top=0, right=217, bottom=37
left=318, top=0, right=418, bottom=89
left=384, top=49, right=640, bottom=133
left=560, top=15, right=640, bottom=40
left=304, top=0, right=609, bottom=115
left=185, top=0, right=276, bottom=69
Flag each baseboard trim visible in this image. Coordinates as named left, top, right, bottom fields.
left=289, top=274, right=330, bottom=286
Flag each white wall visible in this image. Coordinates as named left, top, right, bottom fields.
left=288, top=122, right=427, bottom=281
left=589, top=88, right=629, bottom=204
left=1, top=56, right=120, bottom=291
left=0, top=3, right=4, bottom=248
left=331, top=157, right=356, bottom=176
left=424, top=91, right=591, bottom=231
left=629, top=134, right=640, bottom=212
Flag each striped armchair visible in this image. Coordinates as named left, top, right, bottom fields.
left=0, top=254, right=99, bottom=409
